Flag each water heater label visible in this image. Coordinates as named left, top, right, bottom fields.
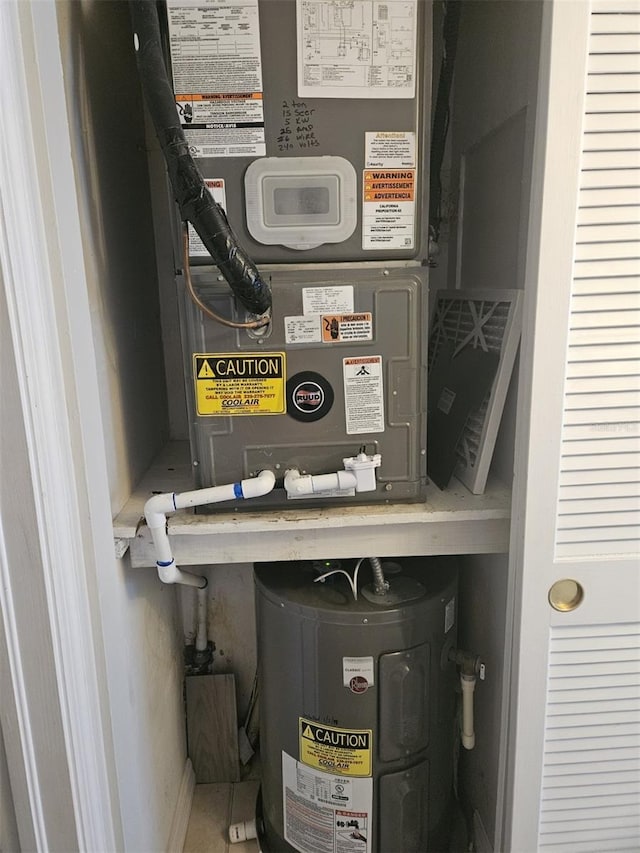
left=299, top=719, right=372, bottom=777
left=282, top=752, right=372, bottom=853
left=167, top=0, right=266, bottom=158
left=342, top=656, right=375, bottom=689
left=189, top=180, right=226, bottom=257
left=193, top=353, right=286, bottom=415
left=343, top=356, right=385, bottom=435
left=296, top=0, right=418, bottom=100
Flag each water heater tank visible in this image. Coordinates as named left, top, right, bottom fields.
left=255, top=556, right=458, bottom=853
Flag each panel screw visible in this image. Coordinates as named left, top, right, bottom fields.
left=385, top=483, right=393, bottom=491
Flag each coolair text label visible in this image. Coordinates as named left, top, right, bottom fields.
left=299, top=718, right=372, bottom=777
left=194, top=353, right=286, bottom=415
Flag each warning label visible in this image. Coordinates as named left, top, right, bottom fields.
left=167, top=0, right=266, bottom=158
left=193, top=353, right=286, bottom=416
left=343, top=356, right=385, bottom=435
left=282, top=753, right=372, bottom=853
left=321, top=314, right=373, bottom=343
left=362, top=169, right=416, bottom=250
left=299, top=719, right=372, bottom=777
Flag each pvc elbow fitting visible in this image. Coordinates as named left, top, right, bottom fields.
left=240, top=469, right=276, bottom=499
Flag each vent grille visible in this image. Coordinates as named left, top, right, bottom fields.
left=428, top=290, right=522, bottom=493
left=538, top=622, right=640, bottom=851
left=555, top=3, right=640, bottom=559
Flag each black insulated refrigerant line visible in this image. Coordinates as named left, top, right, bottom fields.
left=429, top=0, right=461, bottom=251
left=129, top=0, right=272, bottom=317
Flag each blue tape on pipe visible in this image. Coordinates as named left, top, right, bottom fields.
left=157, top=559, right=174, bottom=567
left=234, top=482, right=244, bottom=499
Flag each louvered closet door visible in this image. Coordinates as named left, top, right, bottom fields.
left=507, top=1, right=640, bottom=850
left=538, top=5, right=640, bottom=848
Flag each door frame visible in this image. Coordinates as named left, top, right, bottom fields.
left=0, top=1, right=123, bottom=848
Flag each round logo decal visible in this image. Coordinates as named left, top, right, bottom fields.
left=349, top=676, right=369, bottom=694
left=286, top=371, right=334, bottom=423
left=293, top=381, right=325, bottom=414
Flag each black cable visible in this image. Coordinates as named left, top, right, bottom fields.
left=129, top=0, right=272, bottom=317
left=430, top=0, right=462, bottom=247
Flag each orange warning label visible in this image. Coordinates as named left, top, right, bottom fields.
left=176, top=92, right=263, bottom=101
left=364, top=169, right=415, bottom=202
left=321, top=313, right=373, bottom=343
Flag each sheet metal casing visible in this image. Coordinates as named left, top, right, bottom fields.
left=167, top=0, right=432, bottom=265
left=180, top=266, right=428, bottom=510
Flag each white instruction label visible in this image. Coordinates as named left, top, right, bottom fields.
left=285, top=315, right=322, bottom=344
left=189, top=179, right=226, bottom=257
left=363, top=168, right=416, bottom=250
left=343, top=356, right=385, bottom=435
left=283, top=752, right=372, bottom=853
left=303, top=286, right=354, bottom=316
left=365, top=131, right=416, bottom=168
left=167, top=0, right=265, bottom=157
left=297, top=0, right=418, bottom=99
left=343, top=656, right=375, bottom=689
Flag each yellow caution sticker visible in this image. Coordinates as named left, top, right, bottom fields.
left=194, top=353, right=286, bottom=416
left=299, top=718, right=372, bottom=777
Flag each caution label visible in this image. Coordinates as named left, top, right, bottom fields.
left=194, top=353, right=286, bottom=416
left=321, top=313, right=373, bottom=343
left=299, top=719, right=372, bottom=777
left=362, top=168, right=416, bottom=250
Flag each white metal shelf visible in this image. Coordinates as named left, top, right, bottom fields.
left=113, top=442, right=511, bottom=566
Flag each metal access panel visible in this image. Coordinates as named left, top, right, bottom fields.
left=163, top=0, right=431, bottom=264
left=180, top=266, right=427, bottom=509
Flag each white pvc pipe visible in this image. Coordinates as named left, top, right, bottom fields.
left=284, top=468, right=356, bottom=496
left=461, top=673, right=476, bottom=750
left=195, top=585, right=208, bottom=652
left=144, top=469, right=276, bottom=590
left=229, top=819, right=257, bottom=843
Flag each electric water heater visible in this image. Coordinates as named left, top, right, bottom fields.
left=255, top=556, right=458, bottom=852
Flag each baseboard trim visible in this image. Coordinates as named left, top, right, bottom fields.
left=473, top=809, right=493, bottom=853
left=167, top=758, right=196, bottom=853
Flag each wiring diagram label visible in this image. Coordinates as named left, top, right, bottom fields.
left=296, top=0, right=417, bottom=99
left=167, top=0, right=266, bottom=157
left=343, top=356, right=385, bottom=434
left=193, top=353, right=286, bottom=415
left=282, top=752, right=372, bottom=853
